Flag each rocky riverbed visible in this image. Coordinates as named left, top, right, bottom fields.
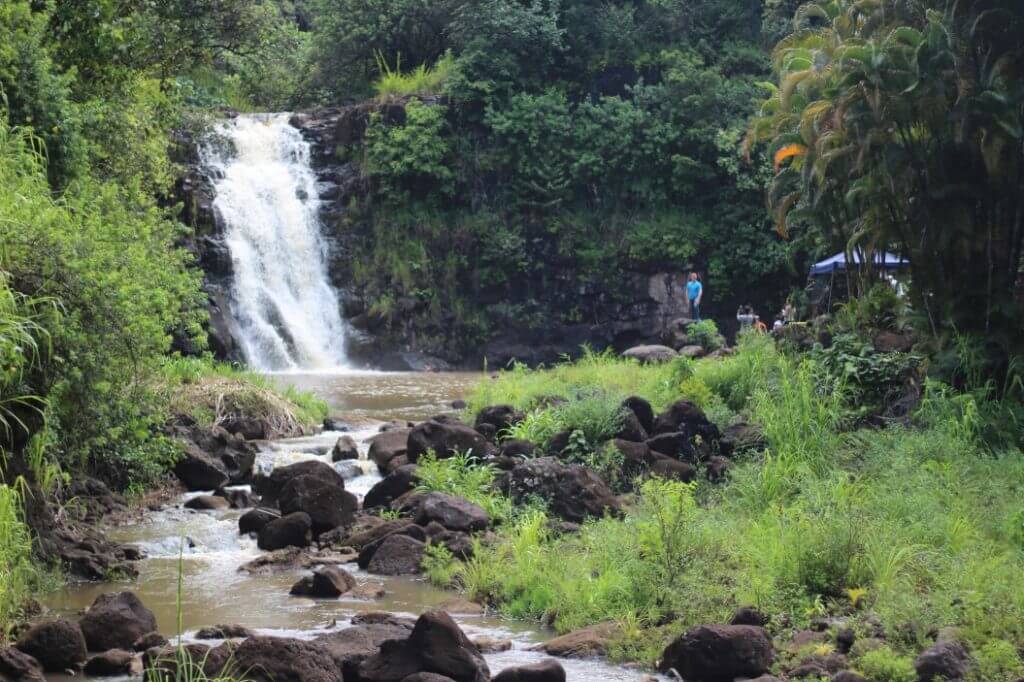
left=17, top=372, right=664, bottom=682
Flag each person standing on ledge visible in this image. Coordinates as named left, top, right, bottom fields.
left=686, top=272, right=703, bottom=322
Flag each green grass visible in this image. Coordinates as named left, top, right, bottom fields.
left=414, top=452, right=515, bottom=524
left=374, top=52, right=454, bottom=99
left=452, top=337, right=1024, bottom=671
left=0, top=483, right=52, bottom=639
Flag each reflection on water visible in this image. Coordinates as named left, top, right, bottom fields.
left=43, top=371, right=661, bottom=681
left=269, top=371, right=482, bottom=422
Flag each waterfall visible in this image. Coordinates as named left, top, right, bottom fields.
left=200, top=114, right=349, bottom=371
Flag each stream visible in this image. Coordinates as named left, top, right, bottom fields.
left=44, top=371, right=660, bottom=681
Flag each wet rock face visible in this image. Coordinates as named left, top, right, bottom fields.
left=364, top=534, right=426, bottom=576
left=83, top=649, right=136, bottom=676
left=407, top=420, right=495, bottom=462
left=15, top=619, right=87, bottom=672
left=496, top=457, right=621, bottom=523
left=174, top=444, right=229, bottom=491
left=79, top=592, right=158, bottom=652
left=363, top=465, right=419, bottom=510
left=368, top=429, right=412, bottom=474
left=278, top=474, right=357, bottom=535
left=254, top=460, right=346, bottom=506
left=231, top=636, right=343, bottom=682
left=357, top=610, right=489, bottom=682
left=257, top=511, right=313, bottom=551
left=0, top=646, right=45, bottom=682
left=658, top=624, right=774, bottom=682
left=414, top=492, right=489, bottom=532
left=239, top=507, right=279, bottom=535
left=314, top=617, right=415, bottom=675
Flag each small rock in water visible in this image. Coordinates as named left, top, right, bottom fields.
left=472, top=636, right=512, bottom=653
left=348, top=581, right=387, bottom=600
left=84, top=650, right=136, bottom=676
left=184, top=494, right=230, bottom=511
left=133, top=632, right=168, bottom=652
left=332, top=435, right=359, bottom=461
left=195, top=625, right=255, bottom=640
left=493, top=659, right=566, bottom=682
left=289, top=566, right=356, bottom=598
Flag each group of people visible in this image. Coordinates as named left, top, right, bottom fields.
left=683, top=271, right=798, bottom=331
left=736, top=301, right=798, bottom=332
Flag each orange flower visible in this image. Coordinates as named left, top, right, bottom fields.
left=773, top=143, right=807, bottom=171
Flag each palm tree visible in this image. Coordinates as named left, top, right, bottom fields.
left=750, top=0, right=1024, bottom=360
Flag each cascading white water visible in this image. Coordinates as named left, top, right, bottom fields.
left=200, top=114, right=349, bottom=371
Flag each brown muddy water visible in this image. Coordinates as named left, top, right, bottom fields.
left=44, top=371, right=662, bottom=681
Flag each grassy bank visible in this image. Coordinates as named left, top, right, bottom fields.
left=428, top=336, right=1024, bottom=677
left=159, top=356, right=328, bottom=436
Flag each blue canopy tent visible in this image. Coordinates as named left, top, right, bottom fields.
left=809, top=251, right=909, bottom=276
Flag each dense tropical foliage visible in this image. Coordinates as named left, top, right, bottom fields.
left=749, top=0, right=1024, bottom=373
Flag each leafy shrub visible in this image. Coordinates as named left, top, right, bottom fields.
left=688, top=320, right=725, bottom=352
left=364, top=100, right=454, bottom=201
left=855, top=646, right=917, bottom=682
left=812, top=333, right=922, bottom=418
left=971, top=640, right=1024, bottom=682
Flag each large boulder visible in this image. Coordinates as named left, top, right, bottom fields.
left=257, top=512, right=312, bottom=551
left=368, top=429, right=412, bottom=474
left=720, top=420, right=767, bottom=456
left=143, top=643, right=227, bottom=680
left=623, top=345, right=678, bottom=363
left=231, top=637, right=343, bottom=682
left=174, top=445, right=229, bottom=491
left=79, top=592, right=158, bottom=652
left=314, top=616, right=415, bottom=675
left=239, top=507, right=279, bottom=535
left=407, top=421, right=495, bottom=462
left=278, top=474, right=356, bottom=535
left=15, top=619, right=87, bottom=672
left=366, top=534, right=426, bottom=576
left=83, top=650, right=136, bottom=676
left=414, top=493, right=488, bottom=532
left=493, top=659, right=566, bottom=682
left=914, top=641, right=971, bottom=682
left=0, top=646, right=45, bottom=682
left=496, top=457, right=621, bottom=523
left=254, top=461, right=345, bottom=506
left=357, top=610, right=488, bottom=682
left=363, top=465, right=419, bottom=509
left=647, top=432, right=697, bottom=462
left=658, top=624, right=774, bottom=682
left=652, top=400, right=719, bottom=441
left=614, top=408, right=648, bottom=442
left=539, top=622, right=620, bottom=658
left=474, top=405, right=524, bottom=435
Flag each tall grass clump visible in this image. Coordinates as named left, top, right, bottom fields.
left=374, top=52, right=454, bottom=99
left=414, top=452, right=515, bottom=523
left=0, top=484, right=48, bottom=638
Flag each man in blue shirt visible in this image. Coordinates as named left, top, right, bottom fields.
left=686, top=272, right=703, bottom=322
